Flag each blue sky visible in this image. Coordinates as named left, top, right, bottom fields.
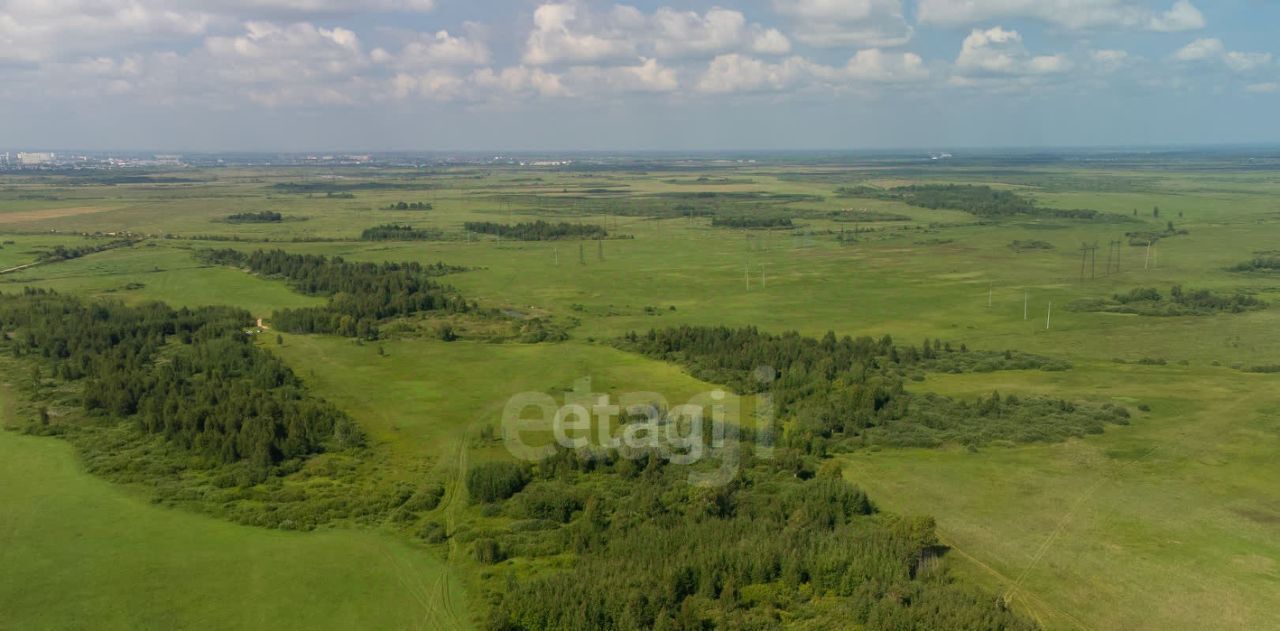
left=1, top=0, right=1277, bottom=151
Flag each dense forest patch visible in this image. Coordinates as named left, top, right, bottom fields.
left=226, top=211, right=284, bottom=223
left=359, top=223, right=442, bottom=241
left=618, top=326, right=1119, bottom=451
left=1070, top=285, right=1266, bottom=316
left=0, top=289, right=361, bottom=476
left=837, top=184, right=1101, bottom=220
left=483, top=447, right=1037, bottom=631
left=197, top=248, right=472, bottom=338
left=710, top=216, right=794, bottom=229
left=465, top=220, right=609, bottom=241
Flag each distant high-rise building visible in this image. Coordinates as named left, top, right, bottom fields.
left=17, top=152, right=56, bottom=166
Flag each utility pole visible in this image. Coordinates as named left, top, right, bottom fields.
left=598, top=239, right=604, bottom=261
left=579, top=241, right=585, bottom=265
left=988, top=282, right=993, bottom=308
left=554, top=247, right=559, bottom=266
left=745, top=264, right=750, bottom=291
left=760, top=264, right=766, bottom=289
left=1090, top=242, right=1097, bottom=279
left=1046, top=301, right=1052, bottom=330
left=1080, top=243, right=1089, bottom=281
left=1024, top=290, right=1029, bottom=320
left=1144, top=241, right=1152, bottom=270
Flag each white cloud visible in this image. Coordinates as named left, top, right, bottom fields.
left=1174, top=38, right=1272, bottom=73
left=955, top=27, right=1071, bottom=76
left=220, top=0, right=436, bottom=12
left=1245, top=82, right=1278, bottom=94
left=772, top=0, right=912, bottom=47
left=1224, top=51, right=1273, bottom=73
left=695, top=49, right=928, bottom=94
left=472, top=65, right=568, bottom=98
left=1147, top=0, right=1205, bottom=32
left=651, top=7, right=790, bottom=57
left=523, top=3, right=640, bottom=65
left=1172, top=37, right=1223, bottom=61
left=0, top=0, right=212, bottom=62
left=830, top=48, right=929, bottom=82
left=696, top=54, right=808, bottom=93
left=202, top=21, right=373, bottom=105
left=918, top=0, right=1204, bottom=32
left=377, top=30, right=489, bottom=68
left=566, top=58, right=679, bottom=93
left=523, top=3, right=790, bottom=65
left=1089, top=48, right=1131, bottom=72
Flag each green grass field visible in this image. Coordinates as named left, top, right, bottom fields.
left=1, top=159, right=1278, bottom=630
left=0, top=387, right=473, bottom=631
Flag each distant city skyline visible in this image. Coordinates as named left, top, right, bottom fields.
left=1, top=1, right=1276, bottom=151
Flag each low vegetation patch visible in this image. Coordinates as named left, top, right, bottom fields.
left=1228, top=254, right=1280, bottom=273
left=383, top=201, right=432, bottom=210
left=1009, top=239, right=1054, bottom=252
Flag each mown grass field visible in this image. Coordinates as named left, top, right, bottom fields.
left=1, top=158, right=1277, bottom=630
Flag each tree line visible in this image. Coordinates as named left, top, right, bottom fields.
left=36, top=238, right=136, bottom=263
left=465, top=220, right=608, bottom=241
left=197, top=248, right=472, bottom=339
left=384, top=201, right=433, bottom=210
left=0, top=288, right=362, bottom=479
left=359, top=224, right=442, bottom=241
left=710, top=216, right=793, bottom=229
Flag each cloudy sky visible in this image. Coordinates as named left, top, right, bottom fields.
left=2, top=0, right=1277, bottom=151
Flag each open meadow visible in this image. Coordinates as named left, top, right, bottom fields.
left=1, top=153, right=1278, bottom=630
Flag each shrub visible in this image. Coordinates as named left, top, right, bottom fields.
left=466, top=461, right=531, bottom=503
